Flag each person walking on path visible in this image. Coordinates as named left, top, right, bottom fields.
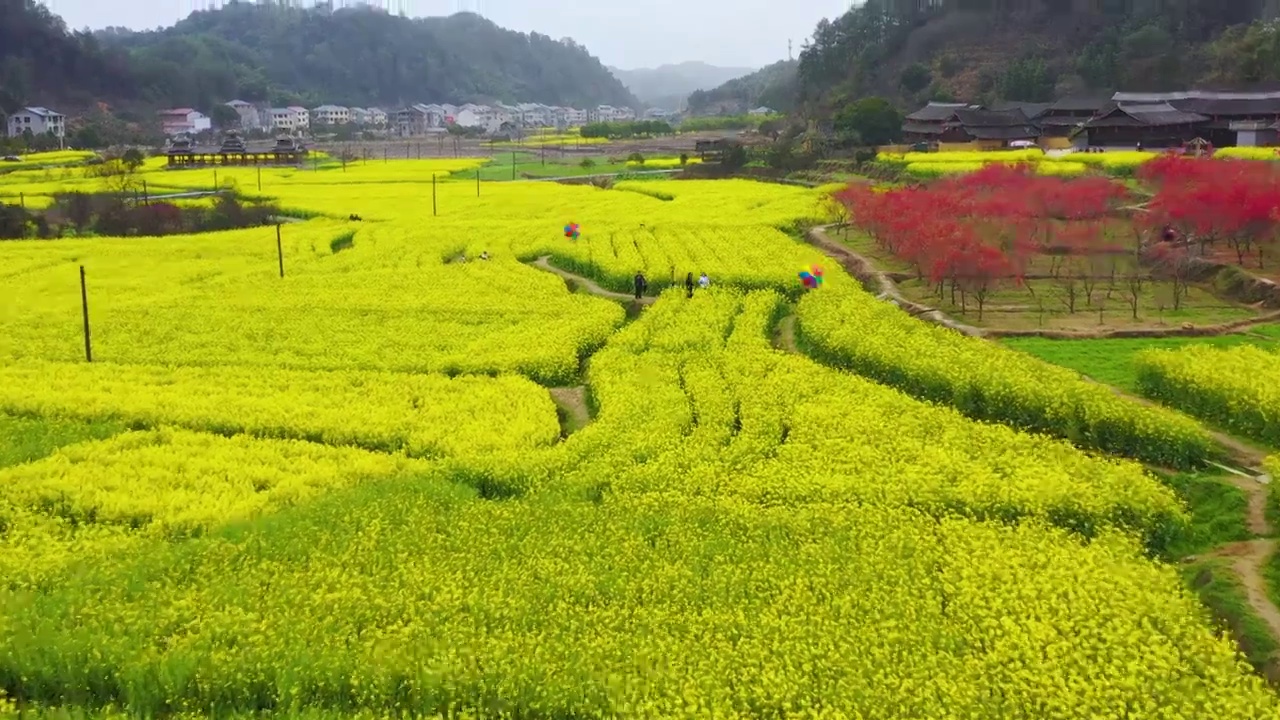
left=685, top=272, right=695, bottom=298
left=698, top=272, right=710, bottom=290
left=634, top=271, right=648, bottom=300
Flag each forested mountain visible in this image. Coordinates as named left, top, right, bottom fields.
left=0, top=0, right=636, bottom=116
left=99, top=5, right=637, bottom=109
left=609, top=62, right=754, bottom=109
left=0, top=0, right=138, bottom=112
left=794, top=0, right=1280, bottom=114
left=686, top=60, right=799, bottom=115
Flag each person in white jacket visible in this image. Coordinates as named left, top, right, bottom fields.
left=698, top=272, right=710, bottom=289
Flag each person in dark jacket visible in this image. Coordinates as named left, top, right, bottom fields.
left=634, top=271, right=648, bottom=300
left=685, top=272, right=695, bottom=298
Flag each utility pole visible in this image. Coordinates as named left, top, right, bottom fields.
left=79, top=266, right=92, bottom=362
left=788, top=39, right=793, bottom=61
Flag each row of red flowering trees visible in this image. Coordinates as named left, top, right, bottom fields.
left=835, top=158, right=1280, bottom=321
left=1139, top=154, right=1280, bottom=269
left=835, top=164, right=1130, bottom=320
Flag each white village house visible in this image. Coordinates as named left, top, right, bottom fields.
left=268, top=108, right=297, bottom=132
left=287, top=106, right=310, bottom=130
left=225, top=100, right=264, bottom=131
left=7, top=107, right=65, bottom=139
left=158, top=108, right=212, bottom=136
left=311, top=105, right=350, bottom=125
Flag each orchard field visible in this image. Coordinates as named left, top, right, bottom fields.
left=4, top=152, right=1280, bottom=717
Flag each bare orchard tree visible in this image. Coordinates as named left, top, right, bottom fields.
left=1149, top=243, right=1193, bottom=311
left=1122, top=253, right=1145, bottom=320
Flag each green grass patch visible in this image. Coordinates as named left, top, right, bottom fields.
left=0, top=413, right=125, bottom=469
left=1002, top=333, right=1280, bottom=392
left=1185, top=559, right=1280, bottom=678
left=469, top=154, right=634, bottom=182
left=1157, top=472, right=1252, bottom=559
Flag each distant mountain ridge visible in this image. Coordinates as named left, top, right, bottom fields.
left=1, top=1, right=637, bottom=116
left=609, top=62, right=755, bottom=109
left=686, top=60, right=799, bottom=115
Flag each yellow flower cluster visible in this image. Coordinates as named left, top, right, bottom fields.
left=0, top=359, right=560, bottom=458
left=0, top=428, right=423, bottom=589
left=1214, top=147, right=1280, bottom=160
left=547, top=289, right=1186, bottom=550
left=904, top=160, right=1087, bottom=178
left=490, top=133, right=609, bottom=147
left=880, top=150, right=1159, bottom=178
left=625, top=156, right=702, bottom=168
left=0, top=149, right=97, bottom=171
left=1136, top=344, right=1280, bottom=446
left=796, top=285, right=1216, bottom=468
left=1266, top=455, right=1280, bottom=478
left=0, top=222, right=624, bottom=384
left=881, top=149, right=1047, bottom=164
left=0, top=166, right=1274, bottom=715
left=3, top=487, right=1273, bottom=718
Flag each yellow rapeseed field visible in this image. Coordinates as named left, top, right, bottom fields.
left=1136, top=344, right=1280, bottom=447
left=0, top=156, right=1274, bottom=717
left=879, top=149, right=1160, bottom=178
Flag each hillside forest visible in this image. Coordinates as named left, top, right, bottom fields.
left=0, top=1, right=636, bottom=117
left=794, top=0, right=1280, bottom=112
left=688, top=0, right=1280, bottom=119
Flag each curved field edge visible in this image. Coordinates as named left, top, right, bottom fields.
left=1, top=476, right=1277, bottom=718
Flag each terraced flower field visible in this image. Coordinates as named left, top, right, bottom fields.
left=1, top=158, right=1278, bottom=717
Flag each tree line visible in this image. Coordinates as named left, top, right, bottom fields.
left=793, top=0, right=1280, bottom=116
left=579, top=121, right=675, bottom=139
left=1, top=2, right=637, bottom=120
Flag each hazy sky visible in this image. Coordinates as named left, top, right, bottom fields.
left=42, top=0, right=854, bottom=69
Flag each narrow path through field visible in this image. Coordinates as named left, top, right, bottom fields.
left=1093, top=379, right=1269, bottom=471
left=807, top=225, right=1280, bottom=340
left=1207, top=540, right=1280, bottom=651
left=805, top=226, right=986, bottom=337
left=809, top=224, right=1280, bottom=659
left=772, top=313, right=799, bottom=354
left=548, top=386, right=592, bottom=436
left=529, top=256, right=655, bottom=305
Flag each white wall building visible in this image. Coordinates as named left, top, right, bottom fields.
left=351, top=107, right=388, bottom=126
left=311, top=105, right=350, bottom=125
left=269, top=108, right=296, bottom=132
left=7, top=107, right=65, bottom=139
left=589, top=105, right=636, bottom=123
left=225, top=100, right=264, bottom=130
left=287, top=106, right=311, bottom=130
left=516, top=103, right=552, bottom=127
left=453, top=107, right=485, bottom=128
left=158, top=108, right=212, bottom=136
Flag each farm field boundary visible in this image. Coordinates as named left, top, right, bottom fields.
left=11, top=172, right=1280, bottom=712
left=804, top=223, right=1280, bottom=667
left=809, top=225, right=1280, bottom=340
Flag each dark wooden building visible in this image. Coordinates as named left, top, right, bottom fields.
left=901, top=102, right=976, bottom=143
left=166, top=132, right=308, bottom=168
left=950, top=107, right=1041, bottom=145
left=901, top=103, right=1039, bottom=146
left=901, top=89, right=1280, bottom=150
left=1113, top=91, right=1280, bottom=147
left=695, top=138, right=742, bottom=161
left=1036, top=96, right=1110, bottom=137
left=1081, top=102, right=1208, bottom=148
